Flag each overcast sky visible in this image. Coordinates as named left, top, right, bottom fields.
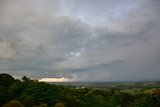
left=0, top=0, right=160, bottom=81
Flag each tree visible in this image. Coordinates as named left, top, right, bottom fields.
left=22, top=76, right=30, bottom=82
left=110, top=92, right=133, bottom=107
left=0, top=73, right=15, bottom=87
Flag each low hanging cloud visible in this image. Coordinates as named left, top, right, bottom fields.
left=0, top=0, right=160, bottom=81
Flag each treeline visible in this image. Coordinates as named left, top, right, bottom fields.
left=0, top=73, right=160, bottom=107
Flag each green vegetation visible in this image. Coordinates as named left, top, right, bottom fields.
left=0, top=73, right=160, bottom=107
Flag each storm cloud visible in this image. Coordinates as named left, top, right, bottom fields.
left=0, top=0, right=160, bottom=81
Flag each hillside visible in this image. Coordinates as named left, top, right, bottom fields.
left=0, top=73, right=160, bottom=107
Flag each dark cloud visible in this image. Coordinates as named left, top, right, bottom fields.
left=0, top=0, right=160, bottom=81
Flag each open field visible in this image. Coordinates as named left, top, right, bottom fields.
left=51, top=81, right=160, bottom=89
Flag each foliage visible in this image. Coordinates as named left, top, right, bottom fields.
left=110, top=92, right=133, bottom=107
left=0, top=73, right=15, bottom=87
left=0, top=73, right=160, bottom=107
left=2, top=100, right=24, bottom=107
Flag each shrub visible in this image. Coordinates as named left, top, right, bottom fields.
left=2, top=100, right=24, bottom=107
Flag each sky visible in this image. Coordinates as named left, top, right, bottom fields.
left=0, top=0, right=160, bottom=82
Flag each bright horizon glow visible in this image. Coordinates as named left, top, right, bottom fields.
left=39, top=77, right=71, bottom=82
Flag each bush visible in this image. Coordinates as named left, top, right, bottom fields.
left=55, top=102, right=65, bottom=107
left=2, top=100, right=24, bottom=107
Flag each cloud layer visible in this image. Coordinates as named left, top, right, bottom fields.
left=0, top=0, right=160, bottom=81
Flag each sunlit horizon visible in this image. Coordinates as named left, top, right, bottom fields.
left=39, top=77, right=72, bottom=82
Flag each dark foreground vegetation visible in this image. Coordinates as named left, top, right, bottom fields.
left=0, top=73, right=160, bottom=107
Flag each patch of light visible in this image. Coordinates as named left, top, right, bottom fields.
left=39, top=77, right=71, bottom=82
left=70, top=51, right=81, bottom=57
